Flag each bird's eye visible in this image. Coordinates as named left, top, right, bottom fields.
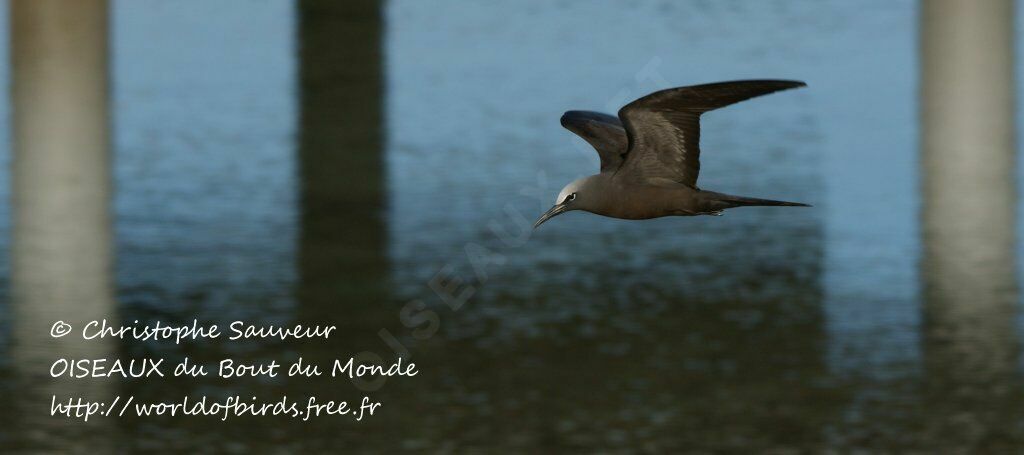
left=566, top=193, right=577, bottom=202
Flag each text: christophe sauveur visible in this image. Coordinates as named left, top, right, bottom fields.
left=79, top=319, right=338, bottom=344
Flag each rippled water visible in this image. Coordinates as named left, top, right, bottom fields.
left=1, top=0, right=1023, bottom=452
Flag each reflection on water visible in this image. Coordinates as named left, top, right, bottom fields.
left=7, top=0, right=119, bottom=451
left=919, top=0, right=1022, bottom=450
left=297, top=0, right=391, bottom=349
left=0, top=0, right=1021, bottom=451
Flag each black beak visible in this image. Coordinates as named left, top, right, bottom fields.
left=533, top=203, right=568, bottom=229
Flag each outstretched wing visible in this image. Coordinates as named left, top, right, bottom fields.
left=560, top=110, right=628, bottom=172
left=615, top=80, right=806, bottom=187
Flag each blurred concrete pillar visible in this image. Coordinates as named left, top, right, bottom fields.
left=11, top=0, right=114, bottom=342
left=920, top=0, right=1019, bottom=445
left=9, top=0, right=117, bottom=448
left=297, top=0, right=389, bottom=338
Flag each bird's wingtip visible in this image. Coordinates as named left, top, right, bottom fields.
left=765, top=79, right=807, bottom=89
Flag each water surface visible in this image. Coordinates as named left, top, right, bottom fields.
left=1, top=0, right=1023, bottom=452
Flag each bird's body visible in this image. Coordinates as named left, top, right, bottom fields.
left=535, top=79, right=810, bottom=228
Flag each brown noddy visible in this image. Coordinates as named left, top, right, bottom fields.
left=534, top=79, right=811, bottom=228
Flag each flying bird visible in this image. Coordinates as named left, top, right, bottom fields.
left=534, top=79, right=811, bottom=228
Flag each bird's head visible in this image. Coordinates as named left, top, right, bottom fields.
left=534, top=176, right=592, bottom=229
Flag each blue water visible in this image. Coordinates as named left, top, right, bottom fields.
left=0, top=0, right=1022, bottom=451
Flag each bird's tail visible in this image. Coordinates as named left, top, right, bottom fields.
left=706, top=192, right=811, bottom=209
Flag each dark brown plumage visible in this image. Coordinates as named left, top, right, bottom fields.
left=535, top=80, right=810, bottom=228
